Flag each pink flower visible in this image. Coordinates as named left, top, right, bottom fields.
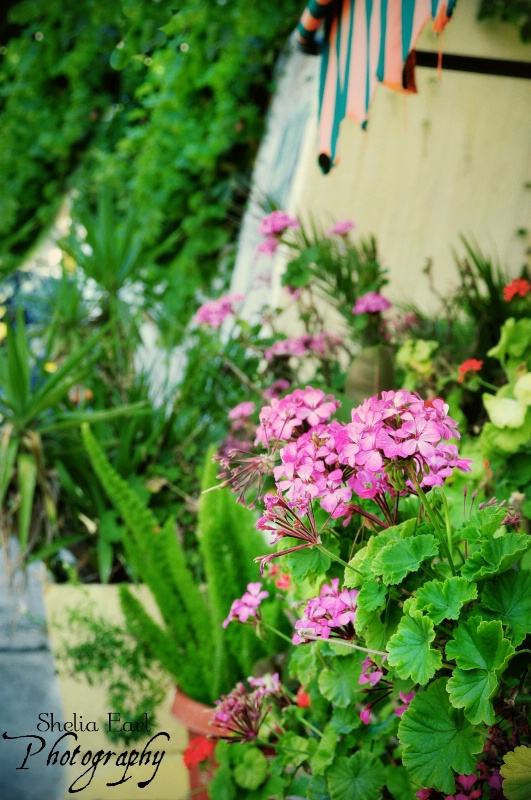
left=256, top=236, right=279, bottom=257
left=259, top=210, right=300, bottom=236
left=359, top=705, right=372, bottom=725
left=222, top=582, right=269, bottom=627
left=195, top=293, right=245, bottom=328
left=327, top=219, right=356, bottom=236
left=353, top=292, right=391, bottom=315
left=359, top=656, right=384, bottom=687
left=415, top=791, right=432, bottom=800
left=394, top=691, right=415, bottom=717
left=228, top=401, right=256, bottom=420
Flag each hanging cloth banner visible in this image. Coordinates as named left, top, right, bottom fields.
left=295, top=0, right=457, bottom=173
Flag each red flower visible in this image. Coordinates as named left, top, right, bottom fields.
left=503, top=277, right=531, bottom=301
left=183, top=735, right=216, bottom=768
left=295, top=687, right=311, bottom=707
left=457, top=359, right=483, bottom=383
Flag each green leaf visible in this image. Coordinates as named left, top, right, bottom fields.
left=455, top=506, right=507, bottom=548
left=233, top=747, right=269, bottom=790
left=398, top=678, right=484, bottom=794
left=308, top=775, right=331, bottom=800
left=483, top=394, right=527, bottom=428
left=344, top=520, right=416, bottom=588
left=17, top=453, right=38, bottom=554
left=446, top=668, right=499, bottom=725
left=461, top=532, right=531, bottom=580
left=318, top=654, right=364, bottom=708
left=414, top=576, right=478, bottom=624
left=327, top=753, right=385, bottom=800
left=277, top=733, right=315, bottom=769
left=383, top=764, right=414, bottom=800
left=480, top=570, right=531, bottom=645
left=372, top=534, right=439, bottom=585
left=386, top=609, right=442, bottom=685
left=289, top=645, right=318, bottom=685
left=445, top=618, right=515, bottom=725
left=500, top=746, right=531, bottom=800
left=356, top=579, right=387, bottom=614
left=208, top=764, right=236, bottom=800
left=286, top=544, right=332, bottom=581
left=330, top=706, right=362, bottom=735
left=446, top=618, right=515, bottom=673
left=311, top=725, right=338, bottom=776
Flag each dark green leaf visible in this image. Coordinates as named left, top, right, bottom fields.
left=398, top=678, right=484, bottom=794
left=372, top=534, right=439, bottom=585
left=327, top=753, right=385, bottom=800
left=480, top=570, right=531, bottom=646
left=318, top=654, right=364, bottom=708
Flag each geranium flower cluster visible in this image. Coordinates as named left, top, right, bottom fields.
left=269, top=389, right=472, bottom=520
left=264, top=332, right=342, bottom=361
left=211, top=681, right=270, bottom=742
left=256, top=210, right=300, bottom=257
left=353, top=291, right=391, bottom=315
left=255, top=386, right=340, bottom=448
left=503, top=276, right=531, bottom=302
left=222, top=582, right=268, bottom=628
left=195, top=293, right=245, bottom=328
left=292, top=578, right=358, bottom=644
left=211, top=674, right=287, bottom=742
left=183, top=735, right=216, bottom=768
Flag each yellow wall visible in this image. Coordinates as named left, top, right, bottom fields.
left=287, top=1, right=531, bottom=312
left=44, top=583, right=190, bottom=800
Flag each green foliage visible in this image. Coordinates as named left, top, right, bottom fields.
left=446, top=618, right=515, bottom=725
left=399, top=678, right=484, bottom=794
left=413, top=576, right=478, bottom=624
left=478, top=0, right=531, bottom=42
left=500, top=746, right=531, bottom=800
left=318, top=653, right=364, bottom=707
left=387, top=610, right=442, bottom=685
left=371, top=533, right=439, bottom=585
left=56, top=600, right=167, bottom=745
left=326, top=753, right=385, bottom=800
left=480, top=569, right=531, bottom=645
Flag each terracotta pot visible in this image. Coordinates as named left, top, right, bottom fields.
left=172, top=688, right=223, bottom=800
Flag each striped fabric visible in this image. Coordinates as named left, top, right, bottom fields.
left=295, top=0, right=457, bottom=172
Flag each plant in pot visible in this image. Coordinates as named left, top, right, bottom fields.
left=77, top=423, right=289, bottom=795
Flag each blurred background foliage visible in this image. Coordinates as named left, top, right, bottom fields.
left=0, top=0, right=301, bottom=310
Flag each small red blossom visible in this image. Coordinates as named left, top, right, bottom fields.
left=503, top=277, right=531, bottom=301
left=183, top=735, right=216, bottom=768
left=274, top=572, right=291, bottom=590
left=457, top=359, right=483, bottom=383
left=295, top=687, right=311, bottom=707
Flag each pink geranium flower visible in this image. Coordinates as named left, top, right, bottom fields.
left=353, top=292, right=391, bottom=315
left=259, top=210, right=300, bottom=236
left=326, top=219, right=356, bottom=236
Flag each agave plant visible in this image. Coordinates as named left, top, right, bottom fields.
left=0, top=310, right=146, bottom=569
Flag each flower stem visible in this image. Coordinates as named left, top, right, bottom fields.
left=262, top=622, right=294, bottom=646
left=316, top=544, right=362, bottom=575
left=407, top=467, right=456, bottom=575
left=302, top=633, right=387, bottom=657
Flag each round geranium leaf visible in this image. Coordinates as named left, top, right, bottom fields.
left=398, top=678, right=483, bottom=794
left=233, top=747, right=268, bottom=790
left=327, top=752, right=385, bottom=800
left=500, top=746, right=531, bottom=800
